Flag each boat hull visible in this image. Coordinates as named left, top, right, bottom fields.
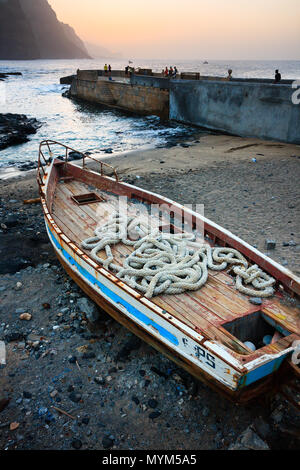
left=48, top=218, right=288, bottom=404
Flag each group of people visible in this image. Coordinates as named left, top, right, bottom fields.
left=104, top=64, right=112, bottom=74
left=125, top=65, right=135, bottom=76
left=163, top=66, right=178, bottom=78
left=103, top=64, right=282, bottom=84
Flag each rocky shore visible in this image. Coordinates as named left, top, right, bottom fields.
left=0, top=72, right=22, bottom=81
left=0, top=135, right=299, bottom=450
left=0, top=114, right=41, bottom=151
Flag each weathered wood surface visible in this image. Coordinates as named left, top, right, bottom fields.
left=51, top=177, right=299, bottom=358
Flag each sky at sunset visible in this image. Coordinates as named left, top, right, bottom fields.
left=48, top=0, right=300, bottom=60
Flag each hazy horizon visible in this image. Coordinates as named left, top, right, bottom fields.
left=48, top=0, right=300, bottom=60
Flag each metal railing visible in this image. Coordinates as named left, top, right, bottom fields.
left=37, top=140, right=119, bottom=193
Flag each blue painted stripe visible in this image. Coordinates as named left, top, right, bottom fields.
left=46, top=224, right=179, bottom=346
left=241, top=354, right=287, bottom=387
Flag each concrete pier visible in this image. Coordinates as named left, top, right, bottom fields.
left=69, top=70, right=169, bottom=119
left=66, top=69, right=300, bottom=144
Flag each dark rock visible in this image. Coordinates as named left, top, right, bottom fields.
left=150, top=366, right=168, bottom=379
left=77, top=297, right=101, bottom=323
left=23, top=391, right=32, bottom=399
left=148, top=399, right=158, bottom=409
left=149, top=411, right=161, bottom=420
left=94, top=376, right=105, bottom=385
left=115, top=335, right=141, bottom=361
left=132, top=396, right=140, bottom=405
left=254, top=417, right=271, bottom=440
left=68, top=151, right=83, bottom=161
left=81, top=416, right=90, bottom=425
left=82, top=352, right=96, bottom=359
left=229, top=426, right=269, bottom=450
left=71, top=439, right=82, bottom=450
left=4, top=331, right=24, bottom=342
left=102, top=435, right=114, bottom=449
left=4, top=215, right=19, bottom=228
left=270, top=407, right=284, bottom=424
left=0, top=114, right=41, bottom=151
left=265, top=239, right=276, bottom=250
left=283, top=240, right=297, bottom=247
left=68, top=355, right=77, bottom=364
left=69, top=392, right=81, bottom=403
left=0, top=398, right=10, bottom=413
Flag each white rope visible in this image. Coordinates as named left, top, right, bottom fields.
left=81, top=211, right=276, bottom=299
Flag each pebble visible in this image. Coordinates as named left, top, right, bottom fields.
left=132, top=396, right=140, bottom=405
left=38, top=407, right=48, bottom=417
left=71, top=439, right=82, bottom=450
left=19, top=313, right=32, bottom=321
left=102, top=435, right=114, bottom=449
left=148, top=399, right=158, bottom=409
left=10, top=422, right=20, bottom=431
left=265, top=239, right=276, bottom=250
left=283, top=240, right=297, bottom=247
left=69, top=392, right=82, bottom=403
left=94, top=376, right=105, bottom=385
left=149, top=411, right=161, bottom=420
left=68, top=355, right=77, bottom=364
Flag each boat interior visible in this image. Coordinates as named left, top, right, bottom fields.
left=46, top=157, right=300, bottom=364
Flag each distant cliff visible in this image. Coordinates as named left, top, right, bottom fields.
left=0, top=0, right=90, bottom=59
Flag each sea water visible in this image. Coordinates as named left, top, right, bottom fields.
left=0, top=58, right=299, bottom=170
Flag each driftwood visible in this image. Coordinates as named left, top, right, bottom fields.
left=23, top=198, right=41, bottom=205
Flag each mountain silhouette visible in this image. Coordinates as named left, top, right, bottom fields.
left=0, top=0, right=90, bottom=59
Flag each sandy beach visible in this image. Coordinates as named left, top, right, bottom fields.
left=0, top=133, right=299, bottom=450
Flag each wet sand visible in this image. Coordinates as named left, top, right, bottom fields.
left=0, top=134, right=299, bottom=450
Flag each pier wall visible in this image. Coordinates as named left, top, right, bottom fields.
left=170, top=80, right=300, bottom=144
left=70, top=78, right=169, bottom=119
left=67, top=70, right=300, bottom=144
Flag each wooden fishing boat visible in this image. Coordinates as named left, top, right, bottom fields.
left=37, top=140, right=300, bottom=404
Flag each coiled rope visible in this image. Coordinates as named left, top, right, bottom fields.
left=81, top=212, right=275, bottom=299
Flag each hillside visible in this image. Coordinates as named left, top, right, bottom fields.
left=0, top=0, right=90, bottom=59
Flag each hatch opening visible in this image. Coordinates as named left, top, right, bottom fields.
left=71, top=193, right=106, bottom=205
left=223, top=311, right=289, bottom=351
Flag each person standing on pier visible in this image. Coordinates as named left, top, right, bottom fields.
left=274, top=69, right=281, bottom=83
left=104, top=63, right=108, bottom=75
left=164, top=66, right=169, bottom=77
left=227, top=69, right=233, bottom=80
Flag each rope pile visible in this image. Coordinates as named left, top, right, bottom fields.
left=81, top=212, right=276, bottom=299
